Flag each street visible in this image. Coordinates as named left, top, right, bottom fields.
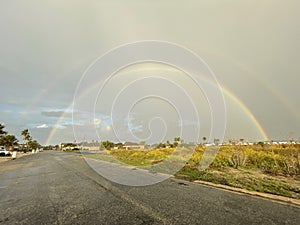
left=0, top=151, right=299, bottom=225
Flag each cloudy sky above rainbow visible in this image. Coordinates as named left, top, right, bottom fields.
left=0, top=0, right=299, bottom=145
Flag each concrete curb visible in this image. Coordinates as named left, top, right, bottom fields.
left=193, top=180, right=300, bottom=207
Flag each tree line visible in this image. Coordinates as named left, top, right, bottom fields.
left=0, top=123, right=41, bottom=151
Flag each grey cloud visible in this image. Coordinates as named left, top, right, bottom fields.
left=41, top=111, right=72, bottom=118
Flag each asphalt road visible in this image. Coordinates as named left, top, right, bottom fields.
left=0, top=151, right=299, bottom=225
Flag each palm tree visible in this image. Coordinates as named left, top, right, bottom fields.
left=21, top=129, right=32, bottom=149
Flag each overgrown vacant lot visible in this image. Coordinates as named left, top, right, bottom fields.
left=86, top=145, right=300, bottom=199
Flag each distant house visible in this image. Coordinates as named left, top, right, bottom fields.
left=204, top=143, right=215, bottom=147
left=123, top=142, right=145, bottom=150
left=271, top=141, right=290, bottom=145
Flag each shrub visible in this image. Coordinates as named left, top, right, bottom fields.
left=228, top=150, right=247, bottom=168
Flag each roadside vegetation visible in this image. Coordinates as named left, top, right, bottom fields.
left=0, top=123, right=41, bottom=153
left=87, top=144, right=300, bottom=199
left=175, top=145, right=300, bottom=199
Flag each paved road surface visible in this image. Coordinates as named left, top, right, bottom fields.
left=0, top=151, right=299, bottom=225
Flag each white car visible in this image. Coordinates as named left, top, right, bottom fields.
left=0, top=146, right=12, bottom=156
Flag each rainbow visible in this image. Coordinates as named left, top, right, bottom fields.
left=203, top=50, right=300, bottom=123
left=220, top=85, right=269, bottom=141
left=45, top=107, right=74, bottom=145
left=44, top=66, right=269, bottom=145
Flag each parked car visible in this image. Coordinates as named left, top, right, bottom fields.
left=0, top=146, right=12, bottom=156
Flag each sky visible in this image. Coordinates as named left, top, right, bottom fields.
left=0, top=0, right=299, bottom=145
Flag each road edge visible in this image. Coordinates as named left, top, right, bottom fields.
left=80, top=154, right=300, bottom=207
left=192, top=179, right=300, bottom=207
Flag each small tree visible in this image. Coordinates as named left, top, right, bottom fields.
left=0, top=135, right=18, bottom=148
left=0, top=124, right=18, bottom=149
left=156, top=142, right=166, bottom=149
left=0, top=123, right=7, bottom=146
left=115, top=143, right=124, bottom=149
left=173, top=141, right=178, bottom=148
left=28, top=140, right=41, bottom=150
left=102, top=141, right=115, bottom=150
left=166, top=140, right=171, bottom=147
left=21, top=129, right=32, bottom=149
left=173, top=137, right=181, bottom=147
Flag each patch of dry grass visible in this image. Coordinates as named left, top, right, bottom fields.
left=84, top=145, right=300, bottom=199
